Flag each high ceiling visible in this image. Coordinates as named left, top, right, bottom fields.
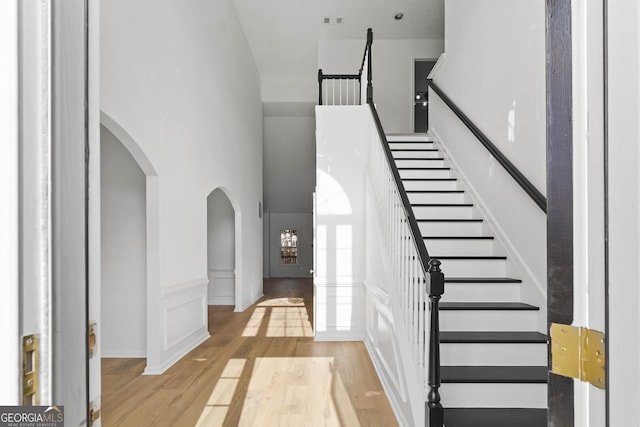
left=232, top=0, right=444, bottom=79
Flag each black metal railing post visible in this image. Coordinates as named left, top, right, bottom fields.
left=318, top=69, right=324, bottom=105
left=427, top=258, right=444, bottom=427
left=366, top=28, right=373, bottom=104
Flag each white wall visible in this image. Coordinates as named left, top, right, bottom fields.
left=101, top=126, right=147, bottom=357
left=608, top=0, right=640, bottom=423
left=314, top=106, right=367, bottom=341
left=429, top=0, right=547, bottom=317
left=101, top=0, right=263, bottom=373
left=0, top=0, right=19, bottom=404
left=207, top=189, right=235, bottom=305
left=434, top=0, right=546, bottom=193
left=318, top=38, right=444, bottom=133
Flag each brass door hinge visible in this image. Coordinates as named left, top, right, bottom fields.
left=22, top=334, right=39, bottom=405
left=550, top=323, right=605, bottom=389
left=88, top=321, right=97, bottom=358
left=89, top=399, right=101, bottom=427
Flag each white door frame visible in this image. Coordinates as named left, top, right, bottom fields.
left=0, top=0, right=20, bottom=406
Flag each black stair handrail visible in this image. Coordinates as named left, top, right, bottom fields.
left=368, top=99, right=445, bottom=427
left=318, top=28, right=373, bottom=105
left=427, top=80, right=548, bottom=214
left=362, top=29, right=444, bottom=427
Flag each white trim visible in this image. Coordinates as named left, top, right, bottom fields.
left=313, top=331, right=364, bottom=341
left=0, top=0, right=19, bottom=404
left=208, top=268, right=235, bottom=279
left=427, top=53, right=446, bottom=80
left=161, top=277, right=208, bottom=298
left=364, top=338, right=410, bottom=427
left=101, top=350, right=147, bottom=359
left=164, top=295, right=207, bottom=350
left=235, top=292, right=263, bottom=312
left=208, top=296, right=235, bottom=305
left=143, top=330, right=210, bottom=375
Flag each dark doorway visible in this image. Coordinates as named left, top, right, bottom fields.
left=414, top=60, right=437, bottom=132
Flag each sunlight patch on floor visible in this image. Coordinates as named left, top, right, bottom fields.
left=196, top=359, right=246, bottom=427
left=243, top=298, right=313, bottom=337
left=238, top=357, right=360, bottom=427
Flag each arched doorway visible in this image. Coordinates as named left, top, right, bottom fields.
left=100, top=125, right=147, bottom=357
left=207, top=188, right=237, bottom=311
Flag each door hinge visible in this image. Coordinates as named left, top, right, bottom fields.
left=22, top=334, right=39, bottom=405
left=88, top=321, right=97, bottom=359
left=550, top=323, right=606, bottom=389
left=89, top=399, right=101, bottom=427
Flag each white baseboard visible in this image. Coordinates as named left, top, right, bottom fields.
left=313, top=330, right=364, bottom=341
left=365, top=338, right=410, bottom=427
left=101, top=350, right=146, bottom=359
left=235, top=292, right=263, bottom=312
left=208, top=295, right=234, bottom=305
left=143, top=330, right=210, bottom=375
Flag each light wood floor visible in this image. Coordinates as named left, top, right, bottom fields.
left=102, top=278, right=399, bottom=427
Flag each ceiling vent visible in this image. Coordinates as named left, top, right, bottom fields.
left=322, top=17, right=344, bottom=25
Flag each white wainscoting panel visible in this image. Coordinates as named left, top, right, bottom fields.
left=145, top=277, right=210, bottom=375
left=314, top=283, right=365, bottom=341
left=208, top=268, right=235, bottom=305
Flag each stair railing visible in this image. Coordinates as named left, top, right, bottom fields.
left=427, top=80, right=547, bottom=213
left=318, top=28, right=445, bottom=427
left=318, top=29, right=373, bottom=106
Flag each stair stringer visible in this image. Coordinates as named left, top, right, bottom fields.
left=430, top=128, right=547, bottom=332
left=363, top=173, right=426, bottom=427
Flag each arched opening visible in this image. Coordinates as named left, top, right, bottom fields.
left=207, top=188, right=237, bottom=326
left=100, top=125, right=147, bottom=358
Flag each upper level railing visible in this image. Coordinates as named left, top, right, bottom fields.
left=427, top=80, right=548, bottom=213
left=318, top=28, right=444, bottom=427
left=318, top=28, right=373, bottom=106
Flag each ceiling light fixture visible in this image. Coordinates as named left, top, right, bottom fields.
left=394, top=12, right=404, bottom=20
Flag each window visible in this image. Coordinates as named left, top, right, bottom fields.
left=280, top=229, right=298, bottom=264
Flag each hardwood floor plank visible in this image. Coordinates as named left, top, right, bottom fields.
left=102, top=278, right=398, bottom=426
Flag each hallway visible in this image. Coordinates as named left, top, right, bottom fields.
left=102, top=278, right=398, bottom=426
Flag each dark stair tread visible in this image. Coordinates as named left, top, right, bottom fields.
left=423, top=236, right=494, bottom=240
left=412, top=203, right=473, bottom=207
left=441, top=331, right=547, bottom=343
left=445, top=277, right=521, bottom=283
left=417, top=218, right=482, bottom=223
left=407, top=190, right=465, bottom=193
left=440, top=302, right=539, bottom=311
left=390, top=148, right=439, bottom=151
left=431, top=255, right=507, bottom=260
left=402, top=178, right=457, bottom=181
left=443, top=408, right=547, bottom=427
left=398, top=167, right=451, bottom=170
left=441, top=366, right=548, bottom=383
left=393, top=157, right=445, bottom=160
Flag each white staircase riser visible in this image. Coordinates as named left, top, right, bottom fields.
left=439, top=383, right=547, bottom=408
left=436, top=258, right=506, bottom=277
left=424, top=239, right=495, bottom=256
left=391, top=150, right=442, bottom=159
left=387, top=142, right=434, bottom=149
left=440, top=310, right=539, bottom=331
left=441, top=343, right=547, bottom=366
left=387, top=135, right=432, bottom=142
left=399, top=169, right=451, bottom=179
left=403, top=180, right=459, bottom=191
left=408, top=192, right=466, bottom=204
left=418, top=221, right=483, bottom=236
left=395, top=159, right=446, bottom=168
left=442, top=283, right=520, bottom=302
left=412, top=205, right=474, bottom=219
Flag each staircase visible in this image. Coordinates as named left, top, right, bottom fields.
left=387, top=134, right=548, bottom=427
